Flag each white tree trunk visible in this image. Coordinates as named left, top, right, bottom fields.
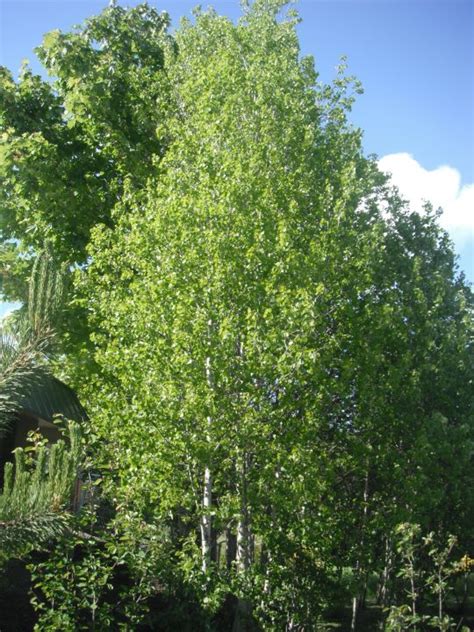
left=236, top=507, right=250, bottom=572
left=233, top=453, right=253, bottom=632
left=201, top=347, right=214, bottom=572
left=232, top=338, right=253, bottom=631
left=236, top=441, right=252, bottom=570
left=200, top=463, right=212, bottom=572
left=351, top=466, right=370, bottom=631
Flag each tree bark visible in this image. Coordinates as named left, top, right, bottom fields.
left=376, top=536, right=393, bottom=607
left=233, top=452, right=253, bottom=632
left=200, top=464, right=212, bottom=572
left=201, top=349, right=214, bottom=573
left=351, top=465, right=370, bottom=631
left=236, top=452, right=251, bottom=572
left=226, top=526, right=237, bottom=569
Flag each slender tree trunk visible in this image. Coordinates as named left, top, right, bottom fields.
left=351, top=465, right=370, bottom=632
left=351, top=570, right=360, bottom=632
left=377, top=536, right=393, bottom=607
left=233, top=452, right=253, bottom=632
left=236, top=480, right=250, bottom=572
left=361, top=569, right=369, bottom=608
left=200, top=464, right=212, bottom=572
left=201, top=349, right=214, bottom=573
left=410, top=558, right=417, bottom=625
left=236, top=450, right=253, bottom=572
left=226, top=526, right=237, bottom=569
left=438, top=567, right=443, bottom=621
left=232, top=337, right=253, bottom=631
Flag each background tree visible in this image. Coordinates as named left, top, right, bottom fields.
left=0, top=3, right=173, bottom=364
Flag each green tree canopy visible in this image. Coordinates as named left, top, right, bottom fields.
left=1, top=2, right=472, bottom=628
left=78, top=2, right=473, bottom=627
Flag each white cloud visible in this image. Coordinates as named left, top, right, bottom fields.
left=377, top=153, right=474, bottom=249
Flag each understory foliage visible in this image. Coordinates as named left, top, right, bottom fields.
left=0, top=1, right=473, bottom=630
left=385, top=523, right=473, bottom=632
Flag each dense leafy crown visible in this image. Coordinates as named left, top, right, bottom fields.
left=0, top=2, right=472, bottom=628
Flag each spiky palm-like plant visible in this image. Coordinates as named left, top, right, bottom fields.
left=0, top=251, right=82, bottom=559
left=0, top=422, right=81, bottom=559
left=0, top=251, right=63, bottom=436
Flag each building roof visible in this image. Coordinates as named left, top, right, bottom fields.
left=20, top=375, right=88, bottom=423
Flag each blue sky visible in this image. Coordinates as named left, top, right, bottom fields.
left=0, top=0, right=473, bottom=318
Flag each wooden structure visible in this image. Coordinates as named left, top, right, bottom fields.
left=0, top=375, right=87, bottom=476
